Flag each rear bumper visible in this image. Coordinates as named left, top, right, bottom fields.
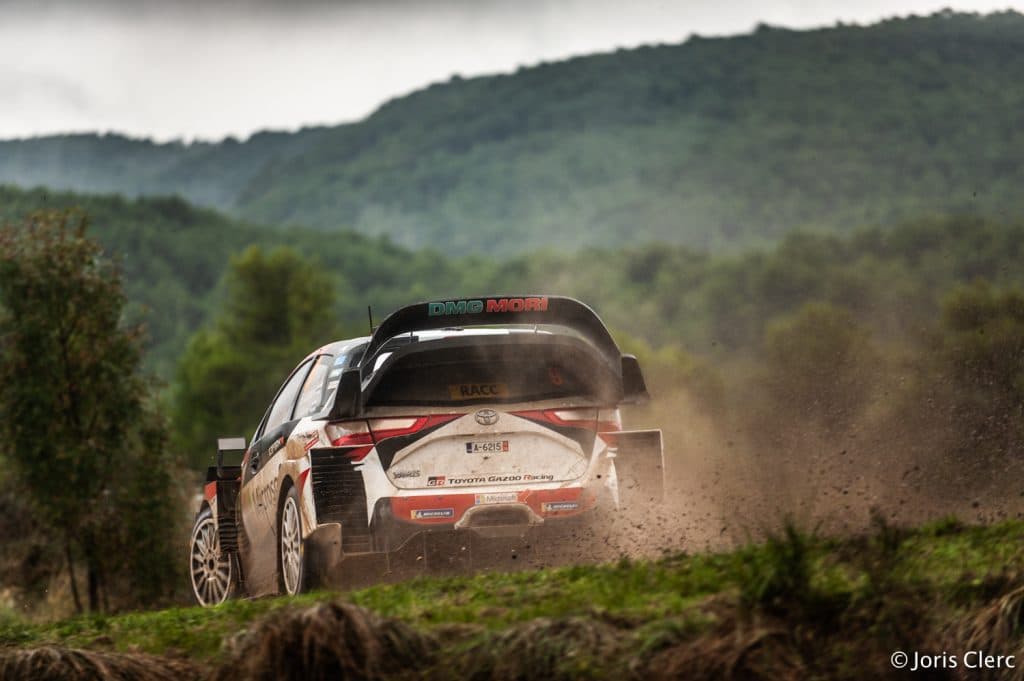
left=308, top=488, right=605, bottom=585
left=304, top=483, right=612, bottom=589
left=377, top=486, right=595, bottom=544
left=315, top=512, right=603, bottom=588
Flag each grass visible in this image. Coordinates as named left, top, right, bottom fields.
left=0, top=557, right=734, bottom=659
left=2, top=518, right=1024, bottom=679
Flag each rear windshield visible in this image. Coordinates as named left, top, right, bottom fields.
left=362, top=336, right=619, bottom=407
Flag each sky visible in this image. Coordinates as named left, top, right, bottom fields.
left=1, top=0, right=1020, bottom=141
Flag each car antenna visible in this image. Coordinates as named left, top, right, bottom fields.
left=367, top=305, right=375, bottom=334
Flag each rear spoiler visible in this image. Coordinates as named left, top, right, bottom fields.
left=327, top=295, right=650, bottom=419
left=359, top=295, right=621, bottom=377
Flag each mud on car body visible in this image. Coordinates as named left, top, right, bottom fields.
left=189, top=295, right=664, bottom=606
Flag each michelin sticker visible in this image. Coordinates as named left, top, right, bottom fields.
left=542, top=501, right=579, bottom=512
left=412, top=508, right=454, bottom=520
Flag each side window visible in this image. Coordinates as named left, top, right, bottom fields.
left=319, top=353, right=351, bottom=414
left=294, top=355, right=334, bottom=419
left=262, top=360, right=313, bottom=436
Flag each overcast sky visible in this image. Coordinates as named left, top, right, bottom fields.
left=1, top=0, right=1020, bottom=141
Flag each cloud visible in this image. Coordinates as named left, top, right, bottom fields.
left=0, top=0, right=1021, bottom=140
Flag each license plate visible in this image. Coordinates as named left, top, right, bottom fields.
left=465, top=440, right=510, bottom=453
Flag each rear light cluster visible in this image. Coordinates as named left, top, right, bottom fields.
left=511, top=408, right=621, bottom=433
left=324, top=420, right=374, bottom=460
left=324, top=415, right=460, bottom=461
left=368, top=416, right=459, bottom=439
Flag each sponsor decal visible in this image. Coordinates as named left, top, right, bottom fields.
left=442, top=473, right=555, bottom=485
left=427, top=299, right=484, bottom=316
left=427, top=475, right=446, bottom=487
left=252, top=480, right=278, bottom=520
left=449, top=383, right=509, bottom=400
left=392, top=469, right=421, bottom=479
left=465, top=440, right=510, bottom=453
left=542, top=501, right=580, bottom=512
left=476, top=492, right=518, bottom=505
left=412, top=508, right=454, bottom=520
left=266, top=436, right=285, bottom=457
left=427, top=297, right=549, bottom=317
left=486, top=297, right=549, bottom=313
left=302, top=433, right=320, bottom=451
left=447, top=476, right=486, bottom=485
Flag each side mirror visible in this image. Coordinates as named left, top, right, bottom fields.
left=216, top=437, right=247, bottom=479
left=620, top=354, right=651, bottom=405
left=328, top=368, right=362, bottom=419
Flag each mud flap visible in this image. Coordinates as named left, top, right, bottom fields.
left=606, top=429, right=665, bottom=509
left=306, top=522, right=343, bottom=585
left=205, top=468, right=242, bottom=556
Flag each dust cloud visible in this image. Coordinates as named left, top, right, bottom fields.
left=615, top=380, right=1024, bottom=560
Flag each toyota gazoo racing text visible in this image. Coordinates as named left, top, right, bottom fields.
left=189, top=295, right=664, bottom=606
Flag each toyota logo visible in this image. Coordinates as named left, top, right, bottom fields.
left=475, top=409, right=499, bottom=426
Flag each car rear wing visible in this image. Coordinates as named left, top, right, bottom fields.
left=360, top=295, right=621, bottom=375
left=327, top=295, right=651, bottom=419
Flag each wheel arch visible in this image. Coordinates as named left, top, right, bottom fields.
left=277, top=474, right=295, bottom=514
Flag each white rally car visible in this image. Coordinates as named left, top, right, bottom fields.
left=189, top=295, right=663, bottom=606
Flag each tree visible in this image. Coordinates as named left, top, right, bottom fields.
left=172, top=246, right=343, bottom=468
left=0, top=211, right=178, bottom=612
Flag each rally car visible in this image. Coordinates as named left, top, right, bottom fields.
left=189, top=295, right=664, bottom=606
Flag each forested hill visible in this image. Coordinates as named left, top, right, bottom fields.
left=0, top=186, right=464, bottom=377
left=2, top=11, right=1023, bottom=254
left=4, top=184, right=1024, bottom=384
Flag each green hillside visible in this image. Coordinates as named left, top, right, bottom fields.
left=0, top=129, right=327, bottom=211
left=3, top=185, right=1024, bottom=379
left=2, top=11, right=1023, bottom=253
left=0, top=186, right=470, bottom=376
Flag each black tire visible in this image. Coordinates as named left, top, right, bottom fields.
left=277, top=485, right=308, bottom=595
left=189, top=506, right=236, bottom=607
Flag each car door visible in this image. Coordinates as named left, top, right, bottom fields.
left=240, top=358, right=314, bottom=592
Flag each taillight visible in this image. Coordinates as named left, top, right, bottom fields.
left=325, top=415, right=460, bottom=461
left=597, top=409, right=622, bottom=431
left=511, top=408, right=620, bottom=432
left=551, top=408, right=598, bottom=425
left=325, top=421, right=374, bottom=460
left=368, top=414, right=460, bottom=440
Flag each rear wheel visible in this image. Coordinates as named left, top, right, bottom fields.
left=189, top=507, right=235, bottom=607
left=278, top=486, right=307, bottom=595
